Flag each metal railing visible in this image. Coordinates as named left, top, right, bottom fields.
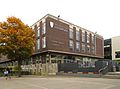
left=98, top=66, right=108, bottom=75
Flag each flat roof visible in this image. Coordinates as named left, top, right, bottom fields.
left=31, top=14, right=103, bottom=38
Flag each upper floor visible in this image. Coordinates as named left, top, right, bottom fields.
left=31, top=14, right=104, bottom=58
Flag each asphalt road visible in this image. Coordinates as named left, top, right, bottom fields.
left=0, top=76, right=120, bottom=89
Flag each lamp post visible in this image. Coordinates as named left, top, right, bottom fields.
left=57, top=15, right=60, bottom=20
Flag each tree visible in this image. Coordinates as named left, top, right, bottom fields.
left=0, top=17, right=35, bottom=77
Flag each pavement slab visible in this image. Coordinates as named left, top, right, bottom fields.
left=0, top=76, right=120, bottom=89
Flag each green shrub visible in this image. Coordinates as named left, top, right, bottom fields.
left=13, top=66, right=21, bottom=71
left=0, top=72, right=3, bottom=77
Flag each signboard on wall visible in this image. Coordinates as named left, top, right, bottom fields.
left=49, top=21, right=68, bottom=32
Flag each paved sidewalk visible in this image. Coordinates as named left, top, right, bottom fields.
left=0, top=77, right=120, bottom=89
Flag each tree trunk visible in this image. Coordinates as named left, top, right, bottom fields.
left=18, top=59, right=22, bottom=77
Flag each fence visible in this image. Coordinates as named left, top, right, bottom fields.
left=21, top=63, right=58, bottom=75
left=58, top=63, right=96, bottom=73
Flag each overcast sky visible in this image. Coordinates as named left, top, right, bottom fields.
left=0, top=0, right=120, bottom=39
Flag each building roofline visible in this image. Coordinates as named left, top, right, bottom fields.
left=31, top=14, right=49, bottom=27
left=112, top=35, right=120, bottom=39
left=31, top=14, right=103, bottom=38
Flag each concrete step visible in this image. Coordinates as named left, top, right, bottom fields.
left=102, top=74, right=120, bottom=79
left=107, top=72, right=120, bottom=75
left=102, top=72, right=120, bottom=79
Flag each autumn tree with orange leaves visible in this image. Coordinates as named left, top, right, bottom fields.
left=0, top=17, right=35, bottom=77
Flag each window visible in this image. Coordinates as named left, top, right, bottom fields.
left=91, top=46, right=95, bottom=54
left=82, top=43, right=85, bottom=52
left=82, top=58, right=95, bottom=68
left=87, top=45, right=90, bottom=53
left=37, top=27, right=40, bottom=37
left=76, top=42, right=80, bottom=51
left=69, top=40, right=74, bottom=50
left=37, top=39, right=40, bottom=50
left=82, top=30, right=85, bottom=42
left=87, top=33, right=90, bottom=43
left=115, top=51, right=120, bottom=58
left=42, top=37, right=46, bottom=48
left=42, top=23, right=46, bottom=34
left=69, top=28, right=73, bottom=39
left=76, top=30, right=80, bottom=41
left=92, top=34, right=95, bottom=45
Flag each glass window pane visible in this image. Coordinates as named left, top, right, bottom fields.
left=42, top=23, right=46, bottom=34
left=82, top=31, right=85, bottom=42
left=42, top=37, right=46, bottom=48
left=76, top=42, right=80, bottom=51
left=37, top=27, right=40, bottom=37
left=87, top=33, right=90, bottom=43
left=69, top=29, right=73, bottom=39
left=92, top=34, right=95, bottom=44
left=91, top=46, right=95, bottom=54
left=87, top=45, right=90, bottom=53
left=82, top=43, right=85, bottom=52
left=76, top=30, right=80, bottom=41
left=69, top=40, right=74, bottom=50
left=37, top=39, right=40, bottom=50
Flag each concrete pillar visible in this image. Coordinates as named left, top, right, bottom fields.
left=61, top=56, right=64, bottom=63
left=49, top=54, right=51, bottom=63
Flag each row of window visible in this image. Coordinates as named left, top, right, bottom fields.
left=37, top=23, right=46, bottom=37
left=37, top=37, right=46, bottom=50
left=35, top=21, right=95, bottom=52
left=69, top=28, right=95, bottom=44
left=69, top=27, right=95, bottom=54
left=69, top=40, right=95, bottom=53
left=36, top=20, right=46, bottom=50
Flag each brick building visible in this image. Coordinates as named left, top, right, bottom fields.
left=31, top=14, right=104, bottom=68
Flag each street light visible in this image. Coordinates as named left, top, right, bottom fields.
left=57, top=15, right=60, bottom=20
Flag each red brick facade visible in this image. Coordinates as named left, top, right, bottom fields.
left=32, top=14, right=104, bottom=59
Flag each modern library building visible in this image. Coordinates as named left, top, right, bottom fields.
left=31, top=14, right=104, bottom=68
